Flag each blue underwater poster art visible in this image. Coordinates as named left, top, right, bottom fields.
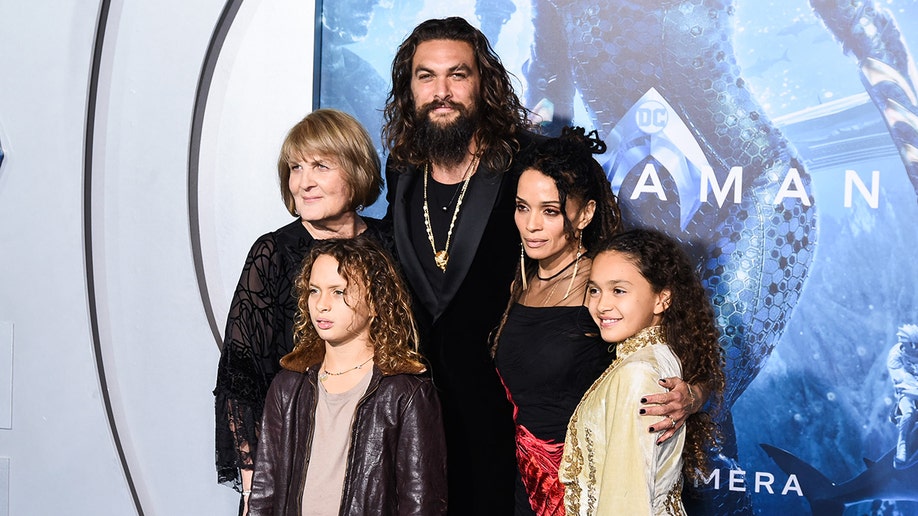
left=315, top=0, right=918, bottom=514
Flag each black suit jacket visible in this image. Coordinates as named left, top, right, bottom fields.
left=384, top=133, right=539, bottom=514
left=387, top=160, right=518, bottom=329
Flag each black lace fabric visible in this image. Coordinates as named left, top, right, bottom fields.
left=214, top=223, right=300, bottom=490
left=213, top=218, right=393, bottom=491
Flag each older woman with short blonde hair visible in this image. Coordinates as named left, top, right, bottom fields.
left=214, top=109, right=392, bottom=515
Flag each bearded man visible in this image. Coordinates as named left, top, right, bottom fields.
left=382, top=17, right=702, bottom=515
left=382, top=17, right=533, bottom=515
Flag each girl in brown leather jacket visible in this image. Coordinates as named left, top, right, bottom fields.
left=248, top=238, right=447, bottom=515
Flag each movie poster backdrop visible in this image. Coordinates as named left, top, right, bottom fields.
left=315, top=1, right=918, bottom=514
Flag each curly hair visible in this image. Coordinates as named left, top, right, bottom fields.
left=382, top=17, right=531, bottom=172
left=492, top=128, right=622, bottom=350
left=282, top=238, right=425, bottom=376
left=596, top=229, right=726, bottom=484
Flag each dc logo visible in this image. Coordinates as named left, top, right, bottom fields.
left=635, top=100, right=667, bottom=134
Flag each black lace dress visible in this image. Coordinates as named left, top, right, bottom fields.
left=213, top=217, right=392, bottom=491
left=494, top=304, right=613, bottom=516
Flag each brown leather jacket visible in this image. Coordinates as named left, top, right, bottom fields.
left=248, top=365, right=447, bottom=515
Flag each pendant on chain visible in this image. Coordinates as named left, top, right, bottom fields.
left=423, top=155, right=479, bottom=273
left=434, top=250, right=449, bottom=271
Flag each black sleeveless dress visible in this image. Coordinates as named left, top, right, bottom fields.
left=494, top=304, right=613, bottom=515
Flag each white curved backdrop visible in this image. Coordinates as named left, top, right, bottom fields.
left=0, top=0, right=314, bottom=514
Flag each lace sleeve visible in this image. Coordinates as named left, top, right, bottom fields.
left=214, top=235, right=292, bottom=490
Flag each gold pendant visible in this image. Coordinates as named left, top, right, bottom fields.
left=434, top=250, right=449, bottom=271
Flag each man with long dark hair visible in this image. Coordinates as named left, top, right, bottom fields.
left=382, top=17, right=532, bottom=515
left=382, top=17, right=702, bottom=515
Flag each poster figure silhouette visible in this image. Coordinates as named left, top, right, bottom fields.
left=524, top=1, right=813, bottom=510
left=889, top=324, right=918, bottom=470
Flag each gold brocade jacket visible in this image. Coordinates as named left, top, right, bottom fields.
left=558, top=326, right=686, bottom=515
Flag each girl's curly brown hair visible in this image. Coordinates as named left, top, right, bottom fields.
left=382, top=17, right=532, bottom=172
left=281, top=238, right=425, bottom=376
left=597, top=229, right=726, bottom=484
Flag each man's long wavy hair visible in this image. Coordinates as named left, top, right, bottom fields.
left=382, top=17, right=531, bottom=172
left=596, top=229, right=726, bottom=484
left=282, top=238, right=425, bottom=376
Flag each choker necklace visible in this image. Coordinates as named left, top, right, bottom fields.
left=423, top=155, right=479, bottom=271
left=319, top=355, right=374, bottom=382
left=537, top=256, right=580, bottom=281
left=536, top=235, right=584, bottom=302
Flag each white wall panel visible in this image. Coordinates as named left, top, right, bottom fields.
left=0, top=0, right=316, bottom=514
left=197, top=0, right=315, bottom=340
left=0, top=1, right=138, bottom=514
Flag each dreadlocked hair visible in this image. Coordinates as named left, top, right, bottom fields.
left=491, top=127, right=622, bottom=354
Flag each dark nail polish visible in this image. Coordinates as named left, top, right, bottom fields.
left=639, top=409, right=646, bottom=415
left=640, top=398, right=647, bottom=403
left=649, top=427, right=655, bottom=433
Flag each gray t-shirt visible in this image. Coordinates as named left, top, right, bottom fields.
left=301, top=369, right=373, bottom=515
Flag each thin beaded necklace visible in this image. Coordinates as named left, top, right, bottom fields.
left=319, top=355, right=374, bottom=382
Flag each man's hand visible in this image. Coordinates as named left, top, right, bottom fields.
left=640, top=377, right=699, bottom=444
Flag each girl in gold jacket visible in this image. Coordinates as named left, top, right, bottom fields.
left=559, top=229, right=725, bottom=515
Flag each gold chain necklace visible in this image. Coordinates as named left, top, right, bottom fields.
left=422, top=156, right=479, bottom=271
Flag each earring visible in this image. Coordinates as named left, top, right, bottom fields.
left=520, top=242, right=528, bottom=291
left=562, top=232, right=584, bottom=300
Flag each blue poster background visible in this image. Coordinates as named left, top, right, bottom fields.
left=317, top=1, right=918, bottom=513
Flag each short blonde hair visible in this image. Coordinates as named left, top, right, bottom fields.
left=278, top=109, right=382, bottom=216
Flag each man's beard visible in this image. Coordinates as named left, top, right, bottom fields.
left=414, top=101, right=478, bottom=168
